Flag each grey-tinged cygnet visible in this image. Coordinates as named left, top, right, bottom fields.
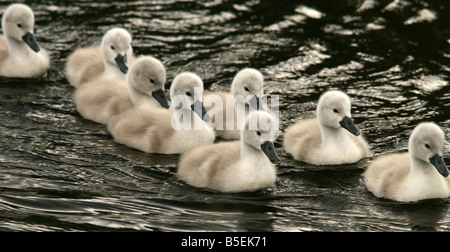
left=107, top=72, right=214, bottom=154
left=0, top=4, right=50, bottom=78
left=204, top=68, right=266, bottom=140
left=364, top=122, right=450, bottom=202
left=75, top=56, right=169, bottom=125
left=283, top=90, right=370, bottom=165
left=66, top=27, right=134, bottom=88
left=177, top=110, right=279, bottom=193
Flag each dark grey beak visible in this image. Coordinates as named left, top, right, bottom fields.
left=430, top=154, right=449, bottom=177
left=152, top=89, right=170, bottom=109
left=261, top=141, right=278, bottom=162
left=339, top=116, right=360, bottom=136
left=249, top=96, right=263, bottom=111
left=22, top=32, right=40, bottom=52
left=115, top=54, right=128, bottom=74
left=191, top=100, right=210, bottom=122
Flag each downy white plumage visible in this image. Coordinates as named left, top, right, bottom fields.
left=283, top=90, right=370, bottom=165
left=107, top=72, right=214, bottom=154
left=0, top=4, right=50, bottom=78
left=204, top=68, right=266, bottom=140
left=364, top=122, right=450, bottom=202
left=75, top=56, right=168, bottom=124
left=178, top=110, right=279, bottom=193
left=66, top=27, right=133, bottom=88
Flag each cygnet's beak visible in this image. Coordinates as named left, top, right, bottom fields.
left=339, top=116, right=360, bottom=136
left=191, top=100, right=211, bottom=122
left=430, top=154, right=449, bottom=177
left=261, top=141, right=278, bottom=162
left=115, top=54, right=128, bottom=74
left=22, top=32, right=40, bottom=53
left=152, top=89, right=170, bottom=109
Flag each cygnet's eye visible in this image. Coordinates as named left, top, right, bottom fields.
left=149, top=79, right=155, bottom=84
left=256, top=131, right=262, bottom=136
left=333, top=109, right=339, bottom=113
left=186, top=92, right=192, bottom=97
left=425, top=144, right=431, bottom=149
left=17, top=23, right=22, bottom=28
left=110, top=45, right=115, bottom=50
left=244, top=87, right=250, bottom=92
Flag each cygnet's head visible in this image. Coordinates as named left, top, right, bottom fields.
left=317, top=90, right=360, bottom=136
left=409, top=122, right=448, bottom=177
left=170, top=72, right=210, bottom=122
left=231, top=68, right=265, bottom=110
left=241, top=110, right=279, bottom=162
left=2, top=4, right=40, bottom=52
left=101, top=28, right=133, bottom=74
left=127, top=56, right=169, bottom=109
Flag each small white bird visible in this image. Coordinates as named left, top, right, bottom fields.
left=107, top=72, right=214, bottom=154
left=283, top=90, right=370, bottom=165
left=74, top=56, right=169, bottom=125
left=204, top=68, right=266, bottom=140
left=177, top=110, right=279, bottom=193
left=364, top=122, right=450, bottom=202
left=66, top=27, right=133, bottom=88
left=0, top=4, right=50, bottom=78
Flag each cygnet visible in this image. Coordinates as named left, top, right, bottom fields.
left=74, top=56, right=169, bottom=124
left=0, top=4, right=50, bottom=78
left=283, top=90, right=370, bottom=165
left=204, top=68, right=266, bottom=140
left=364, top=122, right=450, bottom=202
left=66, top=27, right=133, bottom=88
left=178, top=110, right=279, bottom=193
left=107, top=72, right=214, bottom=154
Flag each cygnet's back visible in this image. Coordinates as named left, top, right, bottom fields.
left=74, top=77, right=132, bottom=124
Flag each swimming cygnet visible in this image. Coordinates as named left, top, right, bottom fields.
left=0, top=4, right=50, bottom=78
left=204, top=68, right=266, bottom=140
left=178, top=110, right=279, bottom=193
left=66, top=27, right=133, bottom=88
left=107, top=72, right=214, bottom=154
left=283, top=90, right=370, bottom=165
left=364, top=122, right=450, bottom=202
left=75, top=56, right=169, bottom=124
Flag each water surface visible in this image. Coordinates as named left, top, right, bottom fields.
left=0, top=0, right=449, bottom=232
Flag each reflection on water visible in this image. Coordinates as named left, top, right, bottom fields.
left=0, top=0, right=449, bottom=232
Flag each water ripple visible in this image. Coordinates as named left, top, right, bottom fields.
left=0, top=0, right=449, bottom=232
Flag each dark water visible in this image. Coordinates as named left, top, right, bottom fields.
left=0, top=0, right=449, bottom=232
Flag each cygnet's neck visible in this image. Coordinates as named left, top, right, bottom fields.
left=240, top=139, right=266, bottom=162
left=103, top=61, right=125, bottom=80
left=409, top=155, right=440, bottom=177
left=128, top=86, right=161, bottom=109
left=172, top=107, right=209, bottom=130
left=408, top=155, right=450, bottom=198
left=6, top=37, right=33, bottom=59
left=233, top=96, right=249, bottom=109
left=234, top=100, right=251, bottom=128
left=234, top=95, right=267, bottom=116
left=319, top=124, right=351, bottom=146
